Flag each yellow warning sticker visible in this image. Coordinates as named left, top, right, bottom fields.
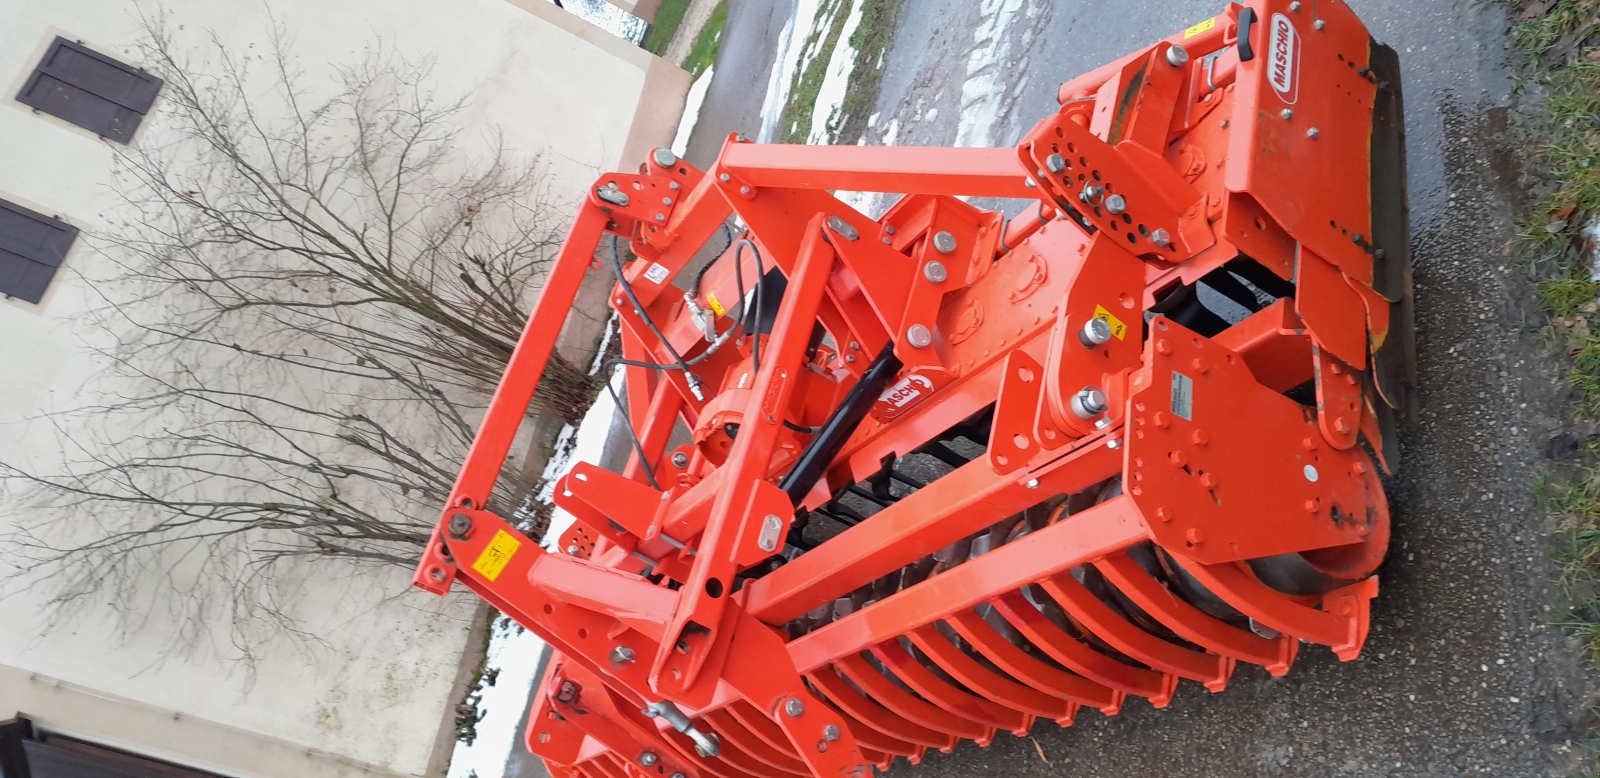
left=1184, top=18, right=1216, bottom=38
left=1093, top=305, right=1128, bottom=340
left=472, top=530, right=520, bottom=582
left=707, top=291, right=726, bottom=317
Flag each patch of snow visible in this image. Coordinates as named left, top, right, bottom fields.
left=867, top=112, right=879, bottom=128
left=445, top=618, right=548, bottom=778
left=671, top=66, right=716, bottom=158
left=1586, top=218, right=1600, bottom=282
left=925, top=108, right=938, bottom=123
left=806, top=0, right=867, bottom=144
left=758, top=0, right=834, bottom=141
left=956, top=0, right=1034, bottom=147
left=881, top=118, right=900, bottom=147
left=560, top=0, right=648, bottom=44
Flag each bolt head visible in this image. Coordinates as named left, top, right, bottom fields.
left=1082, top=316, right=1113, bottom=346
left=1150, top=227, right=1172, bottom=248
left=740, top=185, right=752, bottom=195
left=448, top=513, right=473, bottom=537
left=1026, top=479, right=1040, bottom=489
left=671, top=451, right=690, bottom=468
left=652, top=147, right=678, bottom=167
left=1095, top=417, right=1111, bottom=429
left=923, top=260, right=948, bottom=283
left=429, top=568, right=446, bottom=581
left=1186, top=528, right=1205, bottom=544
left=1289, top=1, right=1301, bottom=9
left=663, top=196, right=674, bottom=205
left=1307, top=127, right=1320, bottom=139
left=1107, top=438, right=1122, bottom=449
left=719, top=173, right=731, bottom=183
left=1105, top=194, right=1127, bottom=214
left=824, top=724, right=841, bottom=741
left=639, top=751, right=658, bottom=767
left=1314, top=19, right=1326, bottom=29
left=932, top=230, right=958, bottom=254
left=567, top=544, right=579, bottom=554
left=1303, top=464, right=1320, bottom=483
left=655, top=213, right=666, bottom=222
left=1281, top=108, right=1294, bottom=120
left=906, top=324, right=934, bottom=348
left=1071, top=387, right=1108, bottom=419
left=786, top=698, right=805, bottom=717
left=1166, top=44, right=1190, bottom=67
left=1025, top=177, right=1037, bottom=188
left=1045, top=153, right=1066, bottom=173
left=845, top=354, right=857, bottom=363
left=610, top=646, right=637, bottom=664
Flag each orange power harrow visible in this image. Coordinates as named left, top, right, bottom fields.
left=413, top=1, right=1414, bottom=775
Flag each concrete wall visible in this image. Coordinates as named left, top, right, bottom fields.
left=0, top=0, right=687, bottom=776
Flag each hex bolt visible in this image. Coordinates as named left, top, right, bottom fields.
left=1166, top=44, right=1190, bottom=67
left=652, top=148, right=678, bottom=167
left=663, top=196, right=674, bottom=205
left=567, top=544, right=579, bottom=554
left=639, top=751, right=658, bottom=767
left=719, top=173, right=731, bottom=183
left=1108, top=438, right=1123, bottom=449
left=671, top=451, right=690, bottom=468
left=448, top=513, right=473, bottom=538
left=429, top=568, right=446, bottom=581
left=786, top=698, right=805, bottom=717
left=1150, top=228, right=1172, bottom=248
left=556, top=680, right=580, bottom=704
left=1026, top=479, right=1040, bottom=489
left=1071, top=387, right=1108, bottom=419
left=932, top=230, right=958, bottom=254
left=670, top=181, right=680, bottom=190
left=1095, top=417, right=1111, bottom=429
left=1105, top=194, right=1127, bottom=215
left=1306, top=127, right=1321, bottom=139
left=1289, top=0, right=1301, bottom=9
left=1281, top=108, right=1294, bottom=120
left=923, top=260, right=948, bottom=283
left=1080, top=184, right=1104, bottom=204
left=849, top=341, right=861, bottom=350
left=1025, top=177, right=1037, bottom=188
left=1314, top=19, right=1326, bottom=30
left=906, top=324, right=934, bottom=348
left=740, top=185, right=752, bottom=195
left=1080, top=316, right=1114, bottom=347
left=610, top=646, right=637, bottom=664
left=655, top=213, right=666, bottom=222
left=845, top=354, right=857, bottom=363
left=1045, top=153, right=1067, bottom=173
left=824, top=724, right=841, bottom=741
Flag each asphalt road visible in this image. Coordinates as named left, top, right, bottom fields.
left=671, top=0, right=1599, bottom=776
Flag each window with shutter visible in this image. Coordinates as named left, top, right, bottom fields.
left=16, top=37, right=163, bottom=144
left=0, top=199, right=79, bottom=304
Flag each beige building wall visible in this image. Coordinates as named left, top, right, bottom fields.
left=0, top=0, right=687, bottom=776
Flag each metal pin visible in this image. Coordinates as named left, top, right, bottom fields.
left=923, top=261, right=948, bottom=283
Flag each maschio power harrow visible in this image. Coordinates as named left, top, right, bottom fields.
left=413, top=1, right=1414, bottom=775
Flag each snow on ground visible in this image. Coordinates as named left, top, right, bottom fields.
left=673, top=66, right=716, bottom=158
left=955, top=0, right=1039, bottom=147
left=560, top=0, right=648, bottom=43
left=806, top=0, right=866, bottom=144
left=758, top=0, right=834, bottom=141
left=445, top=368, right=625, bottom=778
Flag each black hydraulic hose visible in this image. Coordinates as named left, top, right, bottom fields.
left=609, top=236, right=696, bottom=393
left=778, top=343, right=904, bottom=506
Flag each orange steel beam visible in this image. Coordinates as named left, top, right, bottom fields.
left=718, top=144, right=1036, bottom=199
